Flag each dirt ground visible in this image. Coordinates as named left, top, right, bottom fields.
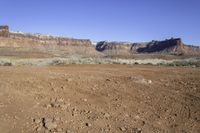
left=0, top=65, right=199, bottom=133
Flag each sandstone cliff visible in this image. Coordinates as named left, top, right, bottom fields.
left=1, top=25, right=200, bottom=57
left=0, top=25, right=92, bottom=49
left=96, top=38, right=200, bottom=55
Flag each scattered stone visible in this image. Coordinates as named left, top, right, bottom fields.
left=104, top=113, right=110, bottom=118
left=45, top=121, right=57, bottom=130
left=60, top=104, right=69, bottom=110
left=107, top=124, right=111, bottom=128
left=51, top=88, right=57, bottom=92
left=86, top=123, right=92, bottom=127
left=36, top=126, right=42, bottom=132
left=82, top=98, right=87, bottom=102
left=48, top=98, right=68, bottom=109
left=142, top=121, right=145, bottom=126
left=106, top=78, right=111, bottom=81
left=43, top=118, right=57, bottom=130
left=34, top=118, right=41, bottom=124
left=55, top=117, right=60, bottom=121
left=45, top=104, right=52, bottom=108
left=100, top=128, right=110, bottom=132
left=147, top=80, right=152, bottom=84
left=104, top=128, right=110, bottom=132
left=72, top=108, right=78, bottom=112
left=87, top=110, right=92, bottom=114
left=132, top=128, right=142, bottom=133
left=44, top=118, right=53, bottom=123
left=134, top=115, right=140, bottom=120
left=13, top=116, right=19, bottom=120
left=120, top=127, right=126, bottom=131
left=72, top=112, right=77, bottom=117
left=66, top=78, right=72, bottom=82
left=66, top=129, right=75, bottom=133
left=61, top=86, right=64, bottom=89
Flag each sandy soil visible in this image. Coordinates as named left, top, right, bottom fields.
left=0, top=65, right=199, bottom=133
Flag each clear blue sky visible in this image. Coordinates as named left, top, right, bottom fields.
left=0, top=0, right=200, bottom=45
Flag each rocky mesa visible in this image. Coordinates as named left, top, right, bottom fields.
left=96, top=38, right=200, bottom=55
left=0, top=25, right=92, bottom=49
left=1, top=25, right=200, bottom=56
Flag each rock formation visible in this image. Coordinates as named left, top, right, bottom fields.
left=0, top=25, right=9, bottom=37
left=1, top=25, right=200, bottom=56
left=0, top=25, right=92, bottom=48
left=96, top=38, right=200, bottom=55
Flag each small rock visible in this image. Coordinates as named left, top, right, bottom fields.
left=124, top=114, right=130, bottom=117
left=36, top=126, right=42, bottom=132
left=147, top=80, right=152, bottom=84
left=87, top=110, right=92, bottom=114
left=142, top=121, right=145, bottom=126
left=72, top=108, right=78, bottom=112
left=57, top=98, right=64, bottom=103
left=66, top=130, right=75, bottom=133
left=44, top=118, right=53, bottom=123
left=132, top=128, right=142, bottom=133
left=61, top=86, right=64, bottom=89
left=104, top=113, right=110, bottom=118
left=45, top=121, right=57, bottom=130
left=66, top=78, right=72, bottom=82
left=120, top=127, right=126, bottom=131
left=106, top=78, right=111, bottom=81
left=43, top=118, right=57, bottom=130
left=55, top=117, right=60, bottom=121
left=134, top=115, right=140, bottom=120
left=82, top=98, right=87, bottom=102
left=104, top=128, right=110, bottom=132
left=86, top=123, right=92, bottom=127
left=14, top=116, right=19, bottom=120
left=51, top=88, right=57, bottom=92
left=33, top=118, right=41, bottom=124
left=45, top=104, right=52, bottom=108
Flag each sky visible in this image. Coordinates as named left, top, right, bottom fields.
left=0, top=0, right=200, bottom=45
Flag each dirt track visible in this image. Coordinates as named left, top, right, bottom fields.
left=0, top=65, right=199, bottom=133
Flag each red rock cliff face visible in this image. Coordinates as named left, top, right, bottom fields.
left=0, top=25, right=92, bottom=48
left=0, top=25, right=9, bottom=37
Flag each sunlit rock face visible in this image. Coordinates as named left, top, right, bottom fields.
left=0, top=25, right=200, bottom=56
left=0, top=25, right=92, bottom=48
left=0, top=25, right=9, bottom=37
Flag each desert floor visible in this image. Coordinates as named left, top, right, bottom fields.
left=0, top=65, right=199, bottom=133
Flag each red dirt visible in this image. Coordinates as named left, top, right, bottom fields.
left=0, top=65, right=199, bottom=133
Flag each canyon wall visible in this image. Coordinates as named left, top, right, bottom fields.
left=96, top=38, right=200, bottom=55
left=0, top=25, right=92, bottom=49
left=1, top=25, right=199, bottom=56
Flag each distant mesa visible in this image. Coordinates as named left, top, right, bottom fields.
left=96, top=38, right=200, bottom=55
left=0, top=25, right=92, bottom=47
left=0, top=25, right=200, bottom=55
